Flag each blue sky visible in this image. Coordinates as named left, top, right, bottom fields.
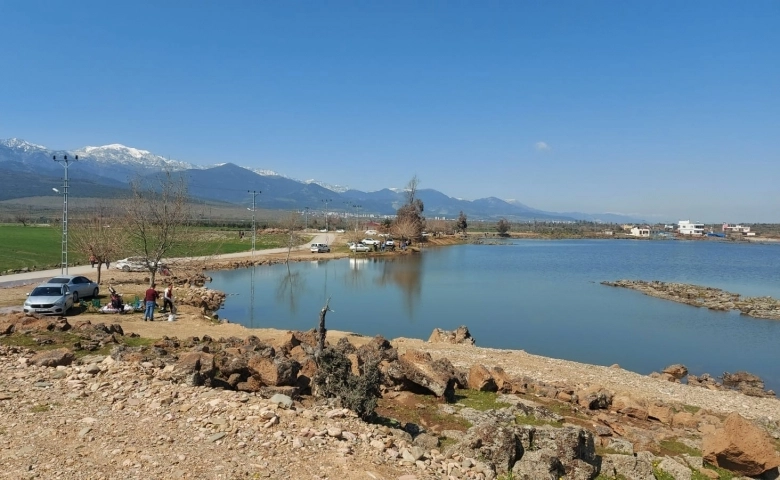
left=1, top=1, right=778, bottom=222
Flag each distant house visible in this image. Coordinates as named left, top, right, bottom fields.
left=678, top=220, right=705, bottom=236
left=630, top=226, right=650, bottom=237
left=722, top=223, right=756, bottom=236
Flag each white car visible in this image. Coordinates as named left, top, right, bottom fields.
left=348, top=242, right=370, bottom=252
left=365, top=229, right=378, bottom=235
left=362, top=238, right=379, bottom=246
left=310, top=243, right=330, bottom=253
left=335, top=229, right=345, bottom=233
left=115, top=256, right=148, bottom=272
left=384, top=239, right=395, bottom=247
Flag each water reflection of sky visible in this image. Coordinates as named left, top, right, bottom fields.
left=208, top=240, right=780, bottom=391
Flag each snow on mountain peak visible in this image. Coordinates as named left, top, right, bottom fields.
left=304, top=179, right=349, bottom=193
left=82, top=144, right=153, bottom=159
left=1, top=138, right=47, bottom=151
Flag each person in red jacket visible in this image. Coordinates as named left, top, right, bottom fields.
left=144, top=283, right=159, bottom=321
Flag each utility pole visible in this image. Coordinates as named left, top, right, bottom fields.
left=248, top=190, right=261, bottom=255
left=304, top=207, right=309, bottom=230
left=321, top=198, right=331, bottom=231
left=53, top=154, right=77, bottom=274
left=352, top=204, right=362, bottom=232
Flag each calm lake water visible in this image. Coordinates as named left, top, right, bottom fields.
left=208, top=240, right=780, bottom=392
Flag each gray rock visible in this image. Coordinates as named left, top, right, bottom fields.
left=600, top=452, right=656, bottom=480
left=269, top=393, right=293, bottom=409
left=658, top=457, right=693, bottom=480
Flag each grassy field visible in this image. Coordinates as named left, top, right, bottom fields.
left=0, top=224, right=297, bottom=272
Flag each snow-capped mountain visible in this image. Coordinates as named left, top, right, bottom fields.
left=304, top=179, right=350, bottom=193
left=0, top=136, right=645, bottom=222
left=74, top=144, right=198, bottom=171
left=1, top=138, right=48, bottom=153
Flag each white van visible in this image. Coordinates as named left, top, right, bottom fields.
left=310, top=243, right=330, bottom=253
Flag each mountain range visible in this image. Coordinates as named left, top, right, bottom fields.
left=0, top=138, right=643, bottom=223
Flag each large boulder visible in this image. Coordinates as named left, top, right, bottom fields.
left=31, top=348, right=75, bottom=367
left=662, top=364, right=689, bottom=379
left=445, top=414, right=520, bottom=475
left=247, top=355, right=300, bottom=386
left=515, top=425, right=597, bottom=479
left=599, top=451, right=656, bottom=480
left=391, top=349, right=458, bottom=399
left=702, top=412, right=780, bottom=476
left=468, top=364, right=498, bottom=392
left=428, top=325, right=475, bottom=345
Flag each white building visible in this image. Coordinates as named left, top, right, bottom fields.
left=630, top=226, right=650, bottom=237
left=722, top=223, right=751, bottom=233
left=678, top=220, right=705, bottom=236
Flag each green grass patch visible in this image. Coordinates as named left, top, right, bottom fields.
left=0, top=224, right=306, bottom=272
left=123, top=337, right=155, bottom=348
left=701, top=463, right=734, bottom=480
left=680, top=404, right=701, bottom=414
left=0, top=225, right=63, bottom=271
left=375, top=393, right=472, bottom=433
left=454, top=389, right=512, bottom=411
left=594, top=475, right=629, bottom=480
left=658, top=438, right=701, bottom=457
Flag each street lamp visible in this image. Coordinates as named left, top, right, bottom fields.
left=248, top=190, right=261, bottom=255
left=321, top=198, right=331, bottom=231
left=53, top=154, right=77, bottom=274
left=352, top=204, right=362, bottom=232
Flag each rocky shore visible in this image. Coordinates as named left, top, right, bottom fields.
left=602, top=280, right=780, bottom=321
left=0, top=314, right=778, bottom=480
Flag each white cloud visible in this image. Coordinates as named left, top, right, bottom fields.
left=534, top=141, right=550, bottom=151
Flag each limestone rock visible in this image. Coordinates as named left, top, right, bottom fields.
left=702, top=412, right=780, bottom=476
left=31, top=348, right=75, bottom=367
left=468, top=364, right=497, bottom=392
left=663, top=364, right=689, bottom=379
left=392, top=350, right=457, bottom=400
left=427, top=325, right=475, bottom=345
left=600, top=452, right=656, bottom=480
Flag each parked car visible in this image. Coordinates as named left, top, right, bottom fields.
left=23, top=283, right=74, bottom=315
left=335, top=229, right=345, bottom=233
left=365, top=229, right=378, bottom=235
left=115, top=256, right=148, bottom=272
left=384, top=239, right=395, bottom=247
left=310, top=243, right=331, bottom=253
left=46, top=275, right=99, bottom=302
left=348, top=242, right=370, bottom=252
left=362, top=238, right=379, bottom=245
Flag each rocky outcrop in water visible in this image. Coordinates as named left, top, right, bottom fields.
left=602, top=279, right=780, bottom=320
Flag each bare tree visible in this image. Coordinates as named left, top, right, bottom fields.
left=280, top=211, right=304, bottom=266
left=70, top=207, right=123, bottom=284
left=14, top=207, right=32, bottom=227
left=122, top=171, right=192, bottom=286
left=392, top=216, right=419, bottom=243
left=394, top=175, right=425, bottom=240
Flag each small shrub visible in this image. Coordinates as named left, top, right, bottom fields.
left=312, top=347, right=381, bottom=420
left=29, top=404, right=51, bottom=413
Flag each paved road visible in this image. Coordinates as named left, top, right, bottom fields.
left=0, top=232, right=334, bottom=288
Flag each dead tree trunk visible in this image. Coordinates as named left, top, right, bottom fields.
left=316, top=297, right=332, bottom=359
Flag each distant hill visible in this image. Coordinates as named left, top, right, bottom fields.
left=0, top=137, right=646, bottom=223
